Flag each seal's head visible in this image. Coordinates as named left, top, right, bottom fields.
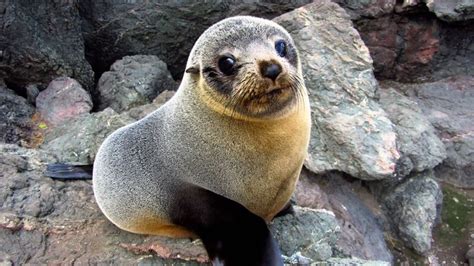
left=185, top=16, right=305, bottom=119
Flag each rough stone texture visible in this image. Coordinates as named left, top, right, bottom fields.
left=377, top=87, right=446, bottom=175
left=373, top=171, right=443, bottom=255
left=333, top=0, right=396, bottom=19
left=385, top=77, right=474, bottom=188
left=355, top=9, right=474, bottom=82
left=36, top=77, right=93, bottom=127
left=299, top=170, right=393, bottom=262
left=41, top=91, right=175, bottom=164
left=78, top=0, right=312, bottom=79
left=427, top=0, right=474, bottom=22
left=274, top=1, right=399, bottom=180
left=97, top=55, right=177, bottom=112
left=0, top=1, right=93, bottom=90
left=324, top=257, right=391, bottom=265
left=0, top=86, right=34, bottom=145
left=271, top=207, right=340, bottom=262
left=41, top=109, right=132, bottom=164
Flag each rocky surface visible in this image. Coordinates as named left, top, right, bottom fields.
left=371, top=171, right=443, bottom=255
left=41, top=90, right=175, bottom=164
left=274, top=1, right=399, bottom=180
left=0, top=86, right=34, bottom=145
left=36, top=77, right=93, bottom=127
left=382, top=77, right=474, bottom=188
left=377, top=88, right=446, bottom=175
left=271, top=207, right=340, bottom=262
left=97, top=55, right=177, bottom=112
left=0, top=1, right=94, bottom=90
left=78, top=0, right=313, bottom=79
left=354, top=3, right=474, bottom=82
left=1, top=0, right=473, bottom=264
left=427, top=0, right=474, bottom=22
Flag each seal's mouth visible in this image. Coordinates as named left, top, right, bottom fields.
left=250, top=87, right=290, bottom=101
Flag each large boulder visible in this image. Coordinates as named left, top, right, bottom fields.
left=371, top=171, right=443, bottom=255
left=426, top=0, right=474, bottom=22
left=297, top=170, right=393, bottom=262
left=274, top=1, right=399, bottom=180
left=386, top=77, right=474, bottom=188
left=271, top=207, right=340, bottom=262
left=97, top=55, right=177, bottom=112
left=377, top=86, right=446, bottom=176
left=36, top=77, right=93, bottom=127
left=0, top=1, right=93, bottom=90
left=78, top=0, right=313, bottom=79
left=0, top=86, right=34, bottom=145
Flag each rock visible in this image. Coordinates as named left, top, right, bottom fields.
left=271, top=207, right=340, bottom=261
left=300, top=170, right=393, bottom=262
left=387, top=77, right=474, bottom=188
left=374, top=171, right=443, bottom=254
left=377, top=87, right=446, bottom=175
left=322, top=257, right=391, bottom=265
left=274, top=1, right=399, bottom=180
left=0, top=1, right=93, bottom=90
left=25, top=84, right=41, bottom=105
left=41, top=90, right=175, bottom=164
left=355, top=9, right=474, bottom=82
left=36, top=77, right=93, bottom=127
left=41, top=108, right=132, bottom=164
left=0, top=86, right=34, bottom=144
left=426, top=0, right=474, bottom=22
left=333, top=0, right=396, bottom=19
left=97, top=55, right=177, bottom=112
left=78, top=1, right=312, bottom=79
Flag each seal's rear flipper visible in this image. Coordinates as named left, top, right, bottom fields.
left=171, top=184, right=283, bottom=266
left=44, top=163, right=93, bottom=180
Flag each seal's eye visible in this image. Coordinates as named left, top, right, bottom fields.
left=275, top=40, right=287, bottom=57
left=218, top=55, right=236, bottom=76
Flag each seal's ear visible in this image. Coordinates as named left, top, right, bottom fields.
left=185, top=66, right=200, bottom=74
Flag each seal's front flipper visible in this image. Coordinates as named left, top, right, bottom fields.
left=171, top=184, right=283, bottom=266
left=44, top=163, right=93, bottom=180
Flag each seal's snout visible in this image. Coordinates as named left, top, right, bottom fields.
left=260, top=61, right=282, bottom=81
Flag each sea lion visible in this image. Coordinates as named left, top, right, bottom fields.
left=92, top=16, right=311, bottom=265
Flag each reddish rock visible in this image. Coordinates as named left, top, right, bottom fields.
left=36, top=77, right=92, bottom=126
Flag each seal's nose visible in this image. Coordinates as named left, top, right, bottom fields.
left=260, top=62, right=282, bottom=81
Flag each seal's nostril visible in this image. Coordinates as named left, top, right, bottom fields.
left=261, top=63, right=282, bottom=81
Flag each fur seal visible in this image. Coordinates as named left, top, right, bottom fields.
left=93, top=16, right=311, bottom=265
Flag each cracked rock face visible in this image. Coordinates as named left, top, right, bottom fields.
left=274, top=1, right=399, bottom=180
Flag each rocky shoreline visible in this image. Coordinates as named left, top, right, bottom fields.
left=1, top=0, right=473, bottom=264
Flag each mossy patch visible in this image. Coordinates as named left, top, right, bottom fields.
left=435, top=186, right=474, bottom=250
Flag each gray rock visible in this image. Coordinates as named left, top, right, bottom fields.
left=333, top=0, right=396, bottom=19
left=321, top=257, right=391, bottom=265
left=377, top=87, right=446, bottom=175
left=378, top=172, right=443, bottom=254
left=78, top=0, right=313, bottom=79
left=274, top=1, right=399, bottom=180
left=271, top=207, right=340, bottom=261
left=426, top=0, right=474, bottom=22
left=0, top=86, right=34, bottom=145
left=41, top=109, right=133, bottom=164
left=389, top=77, right=474, bottom=188
left=97, top=55, right=177, bottom=112
left=0, top=1, right=93, bottom=90
left=36, top=77, right=93, bottom=126
left=25, top=84, right=40, bottom=105
left=298, top=170, right=393, bottom=262
left=41, top=90, right=175, bottom=164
